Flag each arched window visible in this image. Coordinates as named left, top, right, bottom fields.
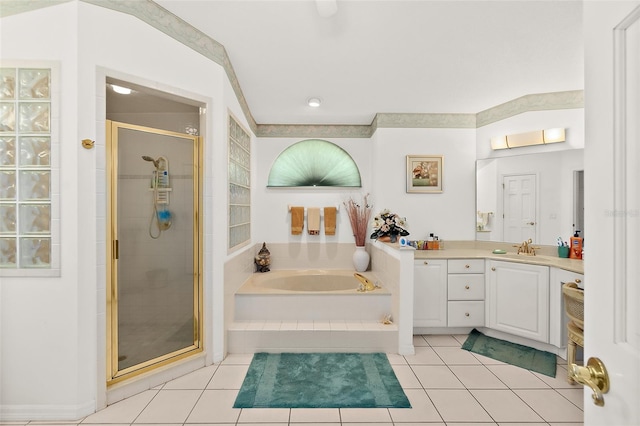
left=267, top=139, right=361, bottom=187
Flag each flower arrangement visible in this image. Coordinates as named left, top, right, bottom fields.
left=370, top=209, right=409, bottom=241
left=343, top=194, right=373, bottom=246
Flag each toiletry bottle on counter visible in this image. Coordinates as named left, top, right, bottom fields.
left=570, top=231, right=583, bottom=259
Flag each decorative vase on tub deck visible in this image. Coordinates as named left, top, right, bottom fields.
left=352, top=246, right=370, bottom=272
left=255, top=242, right=271, bottom=272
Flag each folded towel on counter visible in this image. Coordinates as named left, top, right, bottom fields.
left=291, top=206, right=304, bottom=235
left=307, top=207, right=320, bottom=235
left=324, top=206, right=336, bottom=235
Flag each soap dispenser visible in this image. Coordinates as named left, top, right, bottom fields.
left=569, top=230, right=583, bottom=259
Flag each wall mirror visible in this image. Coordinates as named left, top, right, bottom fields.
left=476, top=149, right=584, bottom=246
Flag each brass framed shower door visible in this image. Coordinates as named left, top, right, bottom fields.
left=106, top=120, right=203, bottom=385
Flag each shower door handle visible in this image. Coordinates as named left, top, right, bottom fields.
left=113, top=239, right=119, bottom=260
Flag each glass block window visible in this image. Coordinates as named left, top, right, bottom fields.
left=0, top=67, right=53, bottom=269
left=228, top=115, right=251, bottom=250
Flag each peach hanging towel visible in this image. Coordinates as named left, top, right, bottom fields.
left=324, top=206, right=336, bottom=235
left=307, top=207, right=320, bottom=235
left=290, top=206, right=304, bottom=235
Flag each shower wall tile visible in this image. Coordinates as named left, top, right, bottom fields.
left=261, top=243, right=356, bottom=270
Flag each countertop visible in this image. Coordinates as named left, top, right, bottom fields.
left=396, top=240, right=584, bottom=274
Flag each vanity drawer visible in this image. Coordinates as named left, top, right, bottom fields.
left=448, top=274, right=485, bottom=300
left=447, top=301, right=485, bottom=327
left=448, top=259, right=484, bottom=274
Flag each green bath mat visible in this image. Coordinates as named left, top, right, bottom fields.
left=233, top=352, right=411, bottom=408
left=462, top=329, right=557, bottom=377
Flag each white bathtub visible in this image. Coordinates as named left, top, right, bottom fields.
left=234, top=269, right=391, bottom=321
left=236, top=269, right=384, bottom=294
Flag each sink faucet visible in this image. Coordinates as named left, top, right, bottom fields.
left=514, top=238, right=540, bottom=256
left=354, top=273, right=379, bottom=292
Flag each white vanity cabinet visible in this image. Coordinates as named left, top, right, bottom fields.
left=413, top=259, right=447, bottom=327
left=447, top=259, right=485, bottom=327
left=486, top=260, right=550, bottom=343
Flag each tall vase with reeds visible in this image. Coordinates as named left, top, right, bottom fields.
left=344, top=194, right=372, bottom=272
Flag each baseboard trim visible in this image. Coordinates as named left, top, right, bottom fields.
left=0, top=400, right=95, bottom=422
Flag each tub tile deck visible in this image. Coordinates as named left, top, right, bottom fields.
left=228, top=320, right=398, bottom=354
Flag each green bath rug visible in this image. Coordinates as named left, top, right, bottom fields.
left=233, top=352, right=411, bottom=408
left=462, top=328, right=557, bottom=377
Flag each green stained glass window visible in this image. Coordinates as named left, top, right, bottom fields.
left=267, top=139, right=361, bottom=187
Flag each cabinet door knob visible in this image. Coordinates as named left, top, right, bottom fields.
left=491, top=267, right=496, bottom=271
left=424, top=261, right=428, bottom=265
left=465, top=285, right=470, bottom=290
left=465, top=264, right=470, bottom=268
left=575, top=278, right=582, bottom=284
left=465, top=312, right=470, bottom=317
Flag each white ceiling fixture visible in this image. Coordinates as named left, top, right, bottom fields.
left=307, top=97, right=322, bottom=107
left=111, top=84, right=132, bottom=95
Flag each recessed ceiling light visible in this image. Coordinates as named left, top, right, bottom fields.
left=111, top=84, right=132, bottom=95
left=307, top=97, right=322, bottom=107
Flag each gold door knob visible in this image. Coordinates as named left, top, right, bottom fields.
left=491, top=267, right=496, bottom=271
left=570, top=357, right=610, bottom=406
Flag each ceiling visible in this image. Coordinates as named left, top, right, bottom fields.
left=152, top=0, right=584, bottom=126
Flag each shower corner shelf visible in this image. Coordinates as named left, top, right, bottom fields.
left=148, top=188, right=173, bottom=191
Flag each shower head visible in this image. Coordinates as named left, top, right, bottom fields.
left=142, top=155, right=159, bottom=168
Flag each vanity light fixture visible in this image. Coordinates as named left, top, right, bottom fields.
left=111, top=84, right=132, bottom=95
left=307, top=97, right=322, bottom=107
left=491, top=128, right=566, bottom=150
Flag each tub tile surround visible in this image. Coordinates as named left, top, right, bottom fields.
left=254, top=242, right=359, bottom=270
left=226, top=242, right=405, bottom=354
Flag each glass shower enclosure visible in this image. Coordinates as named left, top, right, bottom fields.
left=106, top=120, right=202, bottom=384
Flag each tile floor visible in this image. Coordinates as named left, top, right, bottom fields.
left=5, top=335, right=584, bottom=426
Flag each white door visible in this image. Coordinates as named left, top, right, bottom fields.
left=502, top=174, right=537, bottom=243
left=584, top=2, right=640, bottom=424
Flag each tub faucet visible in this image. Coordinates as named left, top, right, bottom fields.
left=354, top=273, right=379, bottom=292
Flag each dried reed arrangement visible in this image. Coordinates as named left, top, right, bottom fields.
left=343, top=194, right=372, bottom=246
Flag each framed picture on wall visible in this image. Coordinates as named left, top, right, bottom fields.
left=406, top=155, right=443, bottom=193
